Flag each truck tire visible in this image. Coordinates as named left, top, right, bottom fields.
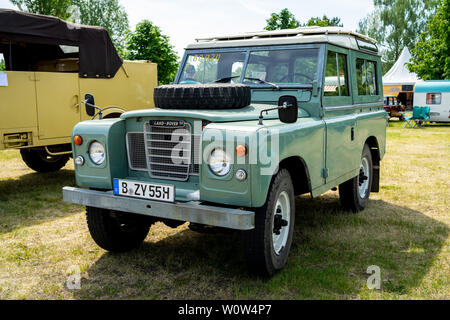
left=339, top=144, right=373, bottom=212
left=20, top=148, right=69, bottom=173
left=154, top=84, right=251, bottom=109
left=86, top=206, right=151, bottom=252
left=242, top=169, right=295, bottom=277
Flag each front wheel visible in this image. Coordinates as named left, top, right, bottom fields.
left=86, top=206, right=151, bottom=252
left=20, top=148, right=69, bottom=172
left=339, top=144, right=373, bottom=212
left=242, top=169, right=295, bottom=277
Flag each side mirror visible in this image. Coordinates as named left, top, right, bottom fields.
left=85, top=94, right=95, bottom=116
left=278, top=96, right=298, bottom=124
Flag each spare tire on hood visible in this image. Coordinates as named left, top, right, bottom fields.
left=154, top=83, right=251, bottom=109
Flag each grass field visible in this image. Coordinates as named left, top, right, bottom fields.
left=0, top=122, right=449, bottom=299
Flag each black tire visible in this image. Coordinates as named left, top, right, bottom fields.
left=86, top=206, right=151, bottom=252
left=20, top=148, right=69, bottom=172
left=339, top=144, right=373, bottom=212
left=154, top=84, right=251, bottom=109
left=242, top=169, right=295, bottom=277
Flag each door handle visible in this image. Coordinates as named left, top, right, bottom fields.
left=72, top=95, right=80, bottom=110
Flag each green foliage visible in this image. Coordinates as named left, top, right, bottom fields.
left=358, top=0, right=439, bottom=74
left=10, top=0, right=73, bottom=19
left=0, top=57, right=5, bottom=71
left=265, top=8, right=300, bottom=30
left=71, top=0, right=129, bottom=54
left=124, top=20, right=179, bottom=85
left=305, top=15, right=343, bottom=27
left=408, top=0, right=450, bottom=80
left=265, top=9, right=343, bottom=31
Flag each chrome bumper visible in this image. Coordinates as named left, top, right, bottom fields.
left=62, top=187, right=255, bottom=230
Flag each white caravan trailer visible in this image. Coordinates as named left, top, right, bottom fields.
left=414, top=81, right=450, bottom=123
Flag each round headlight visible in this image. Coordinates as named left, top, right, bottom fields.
left=208, top=148, right=231, bottom=176
left=89, top=141, right=105, bottom=165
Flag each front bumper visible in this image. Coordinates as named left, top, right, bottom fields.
left=62, top=187, right=255, bottom=230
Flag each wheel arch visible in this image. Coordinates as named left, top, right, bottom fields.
left=278, top=156, right=312, bottom=196
left=364, top=136, right=380, bottom=192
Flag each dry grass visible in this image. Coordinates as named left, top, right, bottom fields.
left=0, top=122, right=449, bottom=299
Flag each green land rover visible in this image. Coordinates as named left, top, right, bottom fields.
left=63, top=27, right=387, bottom=276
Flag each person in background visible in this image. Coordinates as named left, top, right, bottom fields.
left=180, top=64, right=198, bottom=84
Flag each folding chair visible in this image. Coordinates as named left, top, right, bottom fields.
left=417, top=106, right=430, bottom=127
left=403, top=106, right=422, bottom=128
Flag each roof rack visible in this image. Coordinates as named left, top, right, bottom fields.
left=195, top=27, right=377, bottom=44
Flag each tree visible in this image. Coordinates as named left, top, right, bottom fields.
left=408, top=0, right=450, bottom=80
left=305, top=15, right=343, bottom=27
left=71, top=0, right=129, bottom=54
left=358, top=0, right=439, bottom=74
left=124, top=20, right=179, bottom=85
left=10, top=0, right=73, bottom=19
left=265, top=8, right=300, bottom=30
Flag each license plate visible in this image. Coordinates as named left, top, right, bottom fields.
left=113, top=179, right=175, bottom=203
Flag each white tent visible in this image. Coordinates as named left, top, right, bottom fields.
left=383, top=47, right=420, bottom=85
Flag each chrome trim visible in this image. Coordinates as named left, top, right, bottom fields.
left=324, top=102, right=383, bottom=112
left=144, top=121, right=192, bottom=181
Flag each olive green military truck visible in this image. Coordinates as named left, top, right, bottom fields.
left=0, top=10, right=157, bottom=172
left=63, top=27, right=387, bottom=276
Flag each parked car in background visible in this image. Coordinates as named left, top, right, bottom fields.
left=384, top=95, right=405, bottom=120
left=413, top=81, right=450, bottom=123
left=63, top=27, right=387, bottom=277
left=0, top=10, right=157, bottom=172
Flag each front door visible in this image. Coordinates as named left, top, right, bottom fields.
left=322, top=47, right=358, bottom=183
left=35, top=72, right=80, bottom=139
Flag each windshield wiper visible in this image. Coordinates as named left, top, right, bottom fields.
left=243, top=77, right=280, bottom=90
left=214, top=75, right=279, bottom=90
left=214, top=76, right=240, bottom=83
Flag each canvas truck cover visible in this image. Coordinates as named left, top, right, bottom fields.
left=0, top=9, right=122, bottom=78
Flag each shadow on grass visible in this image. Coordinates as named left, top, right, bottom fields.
left=73, top=194, right=448, bottom=299
left=0, top=169, right=79, bottom=234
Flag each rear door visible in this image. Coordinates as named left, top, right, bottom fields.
left=35, top=72, right=80, bottom=139
left=0, top=71, right=38, bottom=132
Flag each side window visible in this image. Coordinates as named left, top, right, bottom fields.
left=426, top=93, right=441, bottom=104
left=356, top=58, right=378, bottom=96
left=324, top=51, right=349, bottom=96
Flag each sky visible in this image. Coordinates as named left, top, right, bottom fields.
left=0, top=0, right=375, bottom=58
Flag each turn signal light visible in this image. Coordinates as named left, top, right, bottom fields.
left=74, top=135, right=83, bottom=146
left=236, top=145, right=247, bottom=157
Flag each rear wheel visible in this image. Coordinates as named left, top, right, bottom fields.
left=242, top=169, right=295, bottom=277
left=86, top=206, right=151, bottom=252
left=339, top=144, right=373, bottom=212
left=20, top=148, right=69, bottom=172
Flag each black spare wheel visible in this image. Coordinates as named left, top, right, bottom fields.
left=154, top=83, right=251, bottom=109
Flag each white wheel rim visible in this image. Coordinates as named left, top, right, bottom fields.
left=272, top=191, right=290, bottom=255
left=358, top=157, right=370, bottom=198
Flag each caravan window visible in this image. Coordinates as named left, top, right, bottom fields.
left=426, top=93, right=441, bottom=104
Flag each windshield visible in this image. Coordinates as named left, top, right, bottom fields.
left=178, top=48, right=318, bottom=86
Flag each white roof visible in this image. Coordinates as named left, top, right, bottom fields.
left=382, top=47, right=420, bottom=85
left=186, top=27, right=379, bottom=54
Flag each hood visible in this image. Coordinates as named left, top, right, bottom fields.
left=120, top=104, right=310, bottom=122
